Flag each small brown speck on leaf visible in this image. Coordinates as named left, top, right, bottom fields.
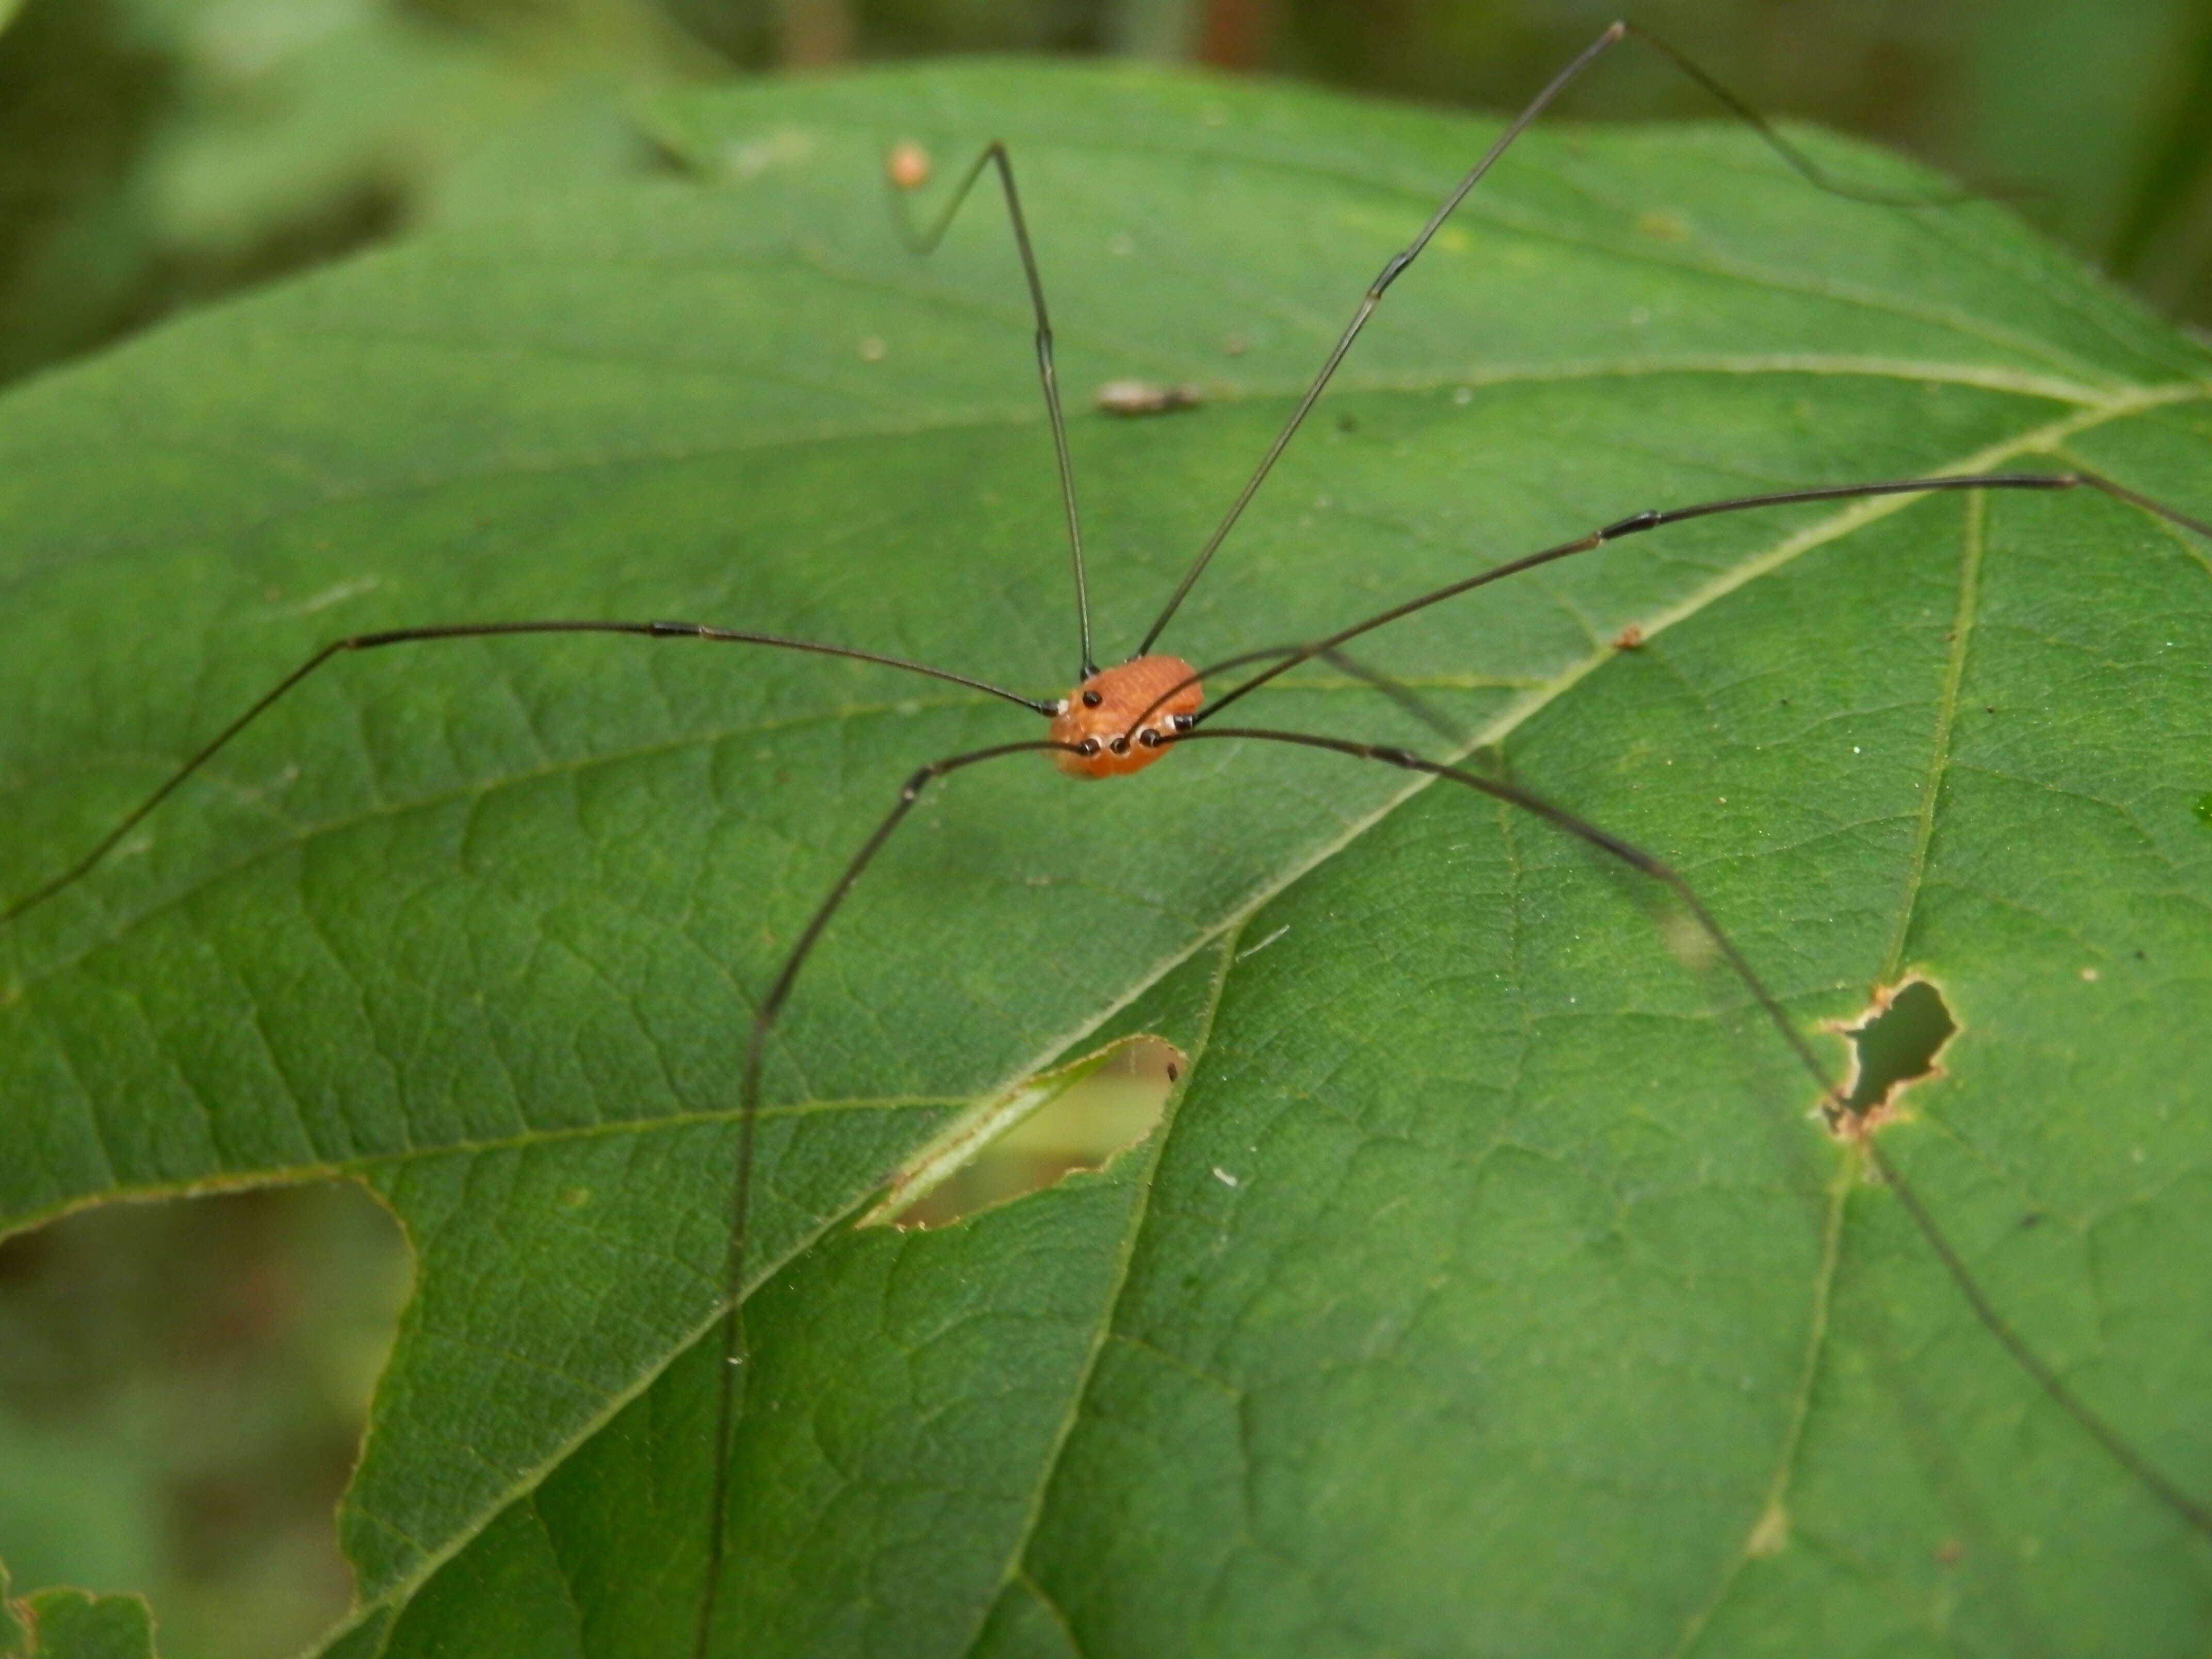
left=886, top=141, right=930, bottom=190
left=1095, top=379, right=1202, bottom=417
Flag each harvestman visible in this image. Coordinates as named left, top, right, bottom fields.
left=4, top=22, right=2209, bottom=1651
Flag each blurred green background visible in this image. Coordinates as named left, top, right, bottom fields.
left=2, top=1, right=2208, bottom=1654
left=1, top=0, right=2209, bottom=396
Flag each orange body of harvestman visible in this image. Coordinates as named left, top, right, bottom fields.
left=1048, top=657, right=1203, bottom=777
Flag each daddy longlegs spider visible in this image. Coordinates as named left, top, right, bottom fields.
left=4, top=21, right=2211, bottom=1654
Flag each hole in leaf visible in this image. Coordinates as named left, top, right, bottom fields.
left=1833, top=977, right=1957, bottom=1130
left=865, top=1035, right=1183, bottom=1230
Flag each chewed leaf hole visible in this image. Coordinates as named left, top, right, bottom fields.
left=1831, top=977, right=1958, bottom=1132
left=864, top=1035, right=1184, bottom=1230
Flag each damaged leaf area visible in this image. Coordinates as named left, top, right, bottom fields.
left=2, top=62, right=2211, bottom=1659
left=1829, top=976, right=1959, bottom=1133
left=865, top=1035, right=1182, bottom=1228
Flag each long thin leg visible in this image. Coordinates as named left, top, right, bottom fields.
left=1181, top=638, right=1473, bottom=743
left=891, top=145, right=1097, bottom=679
left=1177, top=723, right=2212, bottom=1539
left=1096, top=638, right=1477, bottom=761
left=2, top=619, right=1052, bottom=927
left=692, top=736, right=1073, bottom=1659
left=1133, top=19, right=1978, bottom=657
left=1185, top=469, right=2212, bottom=728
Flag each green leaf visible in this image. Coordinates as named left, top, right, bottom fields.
left=3, top=59, right=2210, bottom=1656
left=0, top=1563, right=158, bottom=1659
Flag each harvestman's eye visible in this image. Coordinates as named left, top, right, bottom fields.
left=1081, top=689, right=1104, bottom=708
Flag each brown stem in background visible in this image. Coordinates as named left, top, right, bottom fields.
left=1199, top=0, right=1273, bottom=68
left=779, top=0, right=851, bottom=66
